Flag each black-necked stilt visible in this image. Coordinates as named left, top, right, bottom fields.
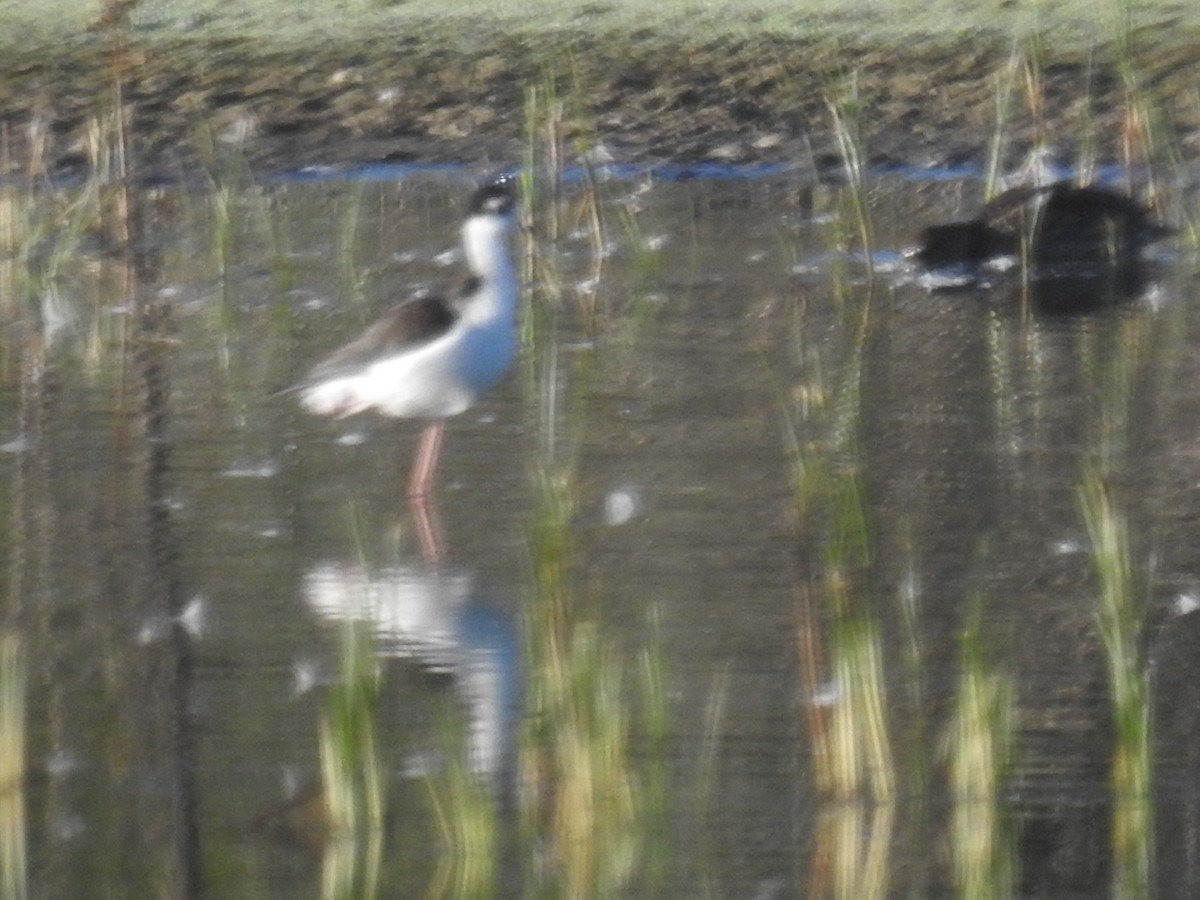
left=292, top=180, right=519, bottom=498
left=914, top=182, right=1172, bottom=276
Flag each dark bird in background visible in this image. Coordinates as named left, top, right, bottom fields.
left=913, top=180, right=1173, bottom=278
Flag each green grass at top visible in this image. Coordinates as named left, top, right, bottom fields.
left=4, top=0, right=1195, bottom=51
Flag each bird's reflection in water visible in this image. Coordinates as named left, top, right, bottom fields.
left=304, top=561, right=520, bottom=787
left=1016, top=265, right=1161, bottom=315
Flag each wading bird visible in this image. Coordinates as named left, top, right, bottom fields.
left=290, top=179, right=519, bottom=498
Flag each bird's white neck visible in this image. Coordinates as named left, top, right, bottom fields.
left=462, top=215, right=517, bottom=310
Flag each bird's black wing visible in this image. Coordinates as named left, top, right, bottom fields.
left=300, top=295, right=458, bottom=386
left=977, top=183, right=1052, bottom=229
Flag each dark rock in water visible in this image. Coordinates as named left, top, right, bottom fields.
left=912, top=182, right=1173, bottom=289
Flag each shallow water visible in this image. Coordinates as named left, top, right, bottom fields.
left=2, top=169, right=1199, bottom=897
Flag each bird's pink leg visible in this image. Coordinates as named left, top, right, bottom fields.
left=407, top=420, right=446, bottom=499
left=410, top=492, right=446, bottom=564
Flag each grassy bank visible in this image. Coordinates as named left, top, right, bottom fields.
left=13, top=0, right=1198, bottom=48
left=2, top=0, right=1199, bottom=175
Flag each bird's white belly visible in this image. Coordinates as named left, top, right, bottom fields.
left=302, top=321, right=516, bottom=420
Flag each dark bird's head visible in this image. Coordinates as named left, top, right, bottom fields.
left=912, top=220, right=1017, bottom=272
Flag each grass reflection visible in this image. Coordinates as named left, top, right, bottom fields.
left=425, top=706, right=499, bottom=899
left=0, top=635, right=25, bottom=900
left=1079, top=476, right=1152, bottom=897
left=1075, top=278, right=1158, bottom=898
left=811, top=803, right=894, bottom=899
left=514, top=406, right=660, bottom=896
left=319, top=620, right=384, bottom=900
left=520, top=432, right=647, bottom=897
left=950, top=607, right=1016, bottom=899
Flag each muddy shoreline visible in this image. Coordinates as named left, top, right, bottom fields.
left=3, top=24, right=1200, bottom=180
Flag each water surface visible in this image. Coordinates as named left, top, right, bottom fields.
left=2, top=170, right=1198, bottom=897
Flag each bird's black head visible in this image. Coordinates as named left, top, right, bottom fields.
left=468, top=179, right=518, bottom=218
left=913, top=220, right=1015, bottom=270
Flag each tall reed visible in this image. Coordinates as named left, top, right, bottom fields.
left=518, top=84, right=660, bottom=896
left=825, top=75, right=875, bottom=279
left=984, top=39, right=1026, bottom=200
left=786, top=279, right=893, bottom=801
left=1104, top=0, right=1160, bottom=181
left=522, top=65, right=658, bottom=336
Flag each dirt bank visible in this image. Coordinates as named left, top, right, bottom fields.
left=3, top=22, right=1199, bottom=180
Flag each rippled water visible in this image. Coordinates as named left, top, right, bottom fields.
left=2, top=169, right=1198, bottom=897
